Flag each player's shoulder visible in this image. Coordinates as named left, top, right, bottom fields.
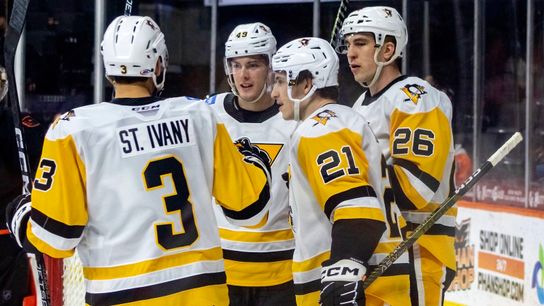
left=203, top=92, right=230, bottom=107
left=385, top=76, right=452, bottom=111
left=46, top=103, right=108, bottom=139
left=297, top=104, right=364, bottom=138
left=161, top=95, right=213, bottom=112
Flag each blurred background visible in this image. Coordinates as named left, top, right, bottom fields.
left=1, top=0, right=543, bottom=210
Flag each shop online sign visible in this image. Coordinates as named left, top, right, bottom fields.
left=445, top=203, right=544, bottom=305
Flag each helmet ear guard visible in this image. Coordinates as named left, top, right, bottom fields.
left=101, top=16, right=169, bottom=93
left=272, top=37, right=339, bottom=121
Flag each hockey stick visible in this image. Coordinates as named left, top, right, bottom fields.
left=5, top=0, right=32, bottom=195
left=329, top=0, right=350, bottom=48
left=363, top=132, right=523, bottom=288
left=4, top=0, right=51, bottom=305
left=124, top=0, right=133, bottom=16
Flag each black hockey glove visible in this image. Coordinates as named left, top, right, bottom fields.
left=5, top=194, right=32, bottom=248
left=320, top=259, right=366, bottom=306
left=235, top=137, right=272, bottom=177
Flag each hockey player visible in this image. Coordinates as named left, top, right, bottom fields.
left=206, top=22, right=297, bottom=305
left=338, top=6, right=456, bottom=306
left=5, top=16, right=272, bottom=306
left=271, top=37, right=410, bottom=306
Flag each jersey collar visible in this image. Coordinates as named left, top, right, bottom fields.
left=224, top=93, right=280, bottom=123
left=362, top=75, right=408, bottom=106
left=110, top=96, right=163, bottom=106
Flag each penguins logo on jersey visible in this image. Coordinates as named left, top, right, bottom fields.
left=235, top=137, right=284, bottom=166
left=311, top=110, right=337, bottom=126
left=61, top=110, right=76, bottom=121
left=235, top=137, right=273, bottom=167
left=401, top=84, right=427, bottom=105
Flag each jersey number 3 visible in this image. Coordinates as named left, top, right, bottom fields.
left=144, top=156, right=198, bottom=250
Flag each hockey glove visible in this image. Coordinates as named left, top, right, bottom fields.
left=320, top=259, right=366, bottom=306
left=5, top=194, right=31, bottom=248
left=235, top=137, right=272, bottom=179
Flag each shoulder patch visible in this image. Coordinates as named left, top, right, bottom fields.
left=311, top=110, right=337, bottom=126
left=61, top=110, right=76, bottom=121
left=401, top=84, right=427, bottom=105
left=204, top=94, right=217, bottom=105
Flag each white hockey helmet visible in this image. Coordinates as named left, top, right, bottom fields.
left=101, top=16, right=169, bottom=92
left=338, top=6, right=407, bottom=60
left=224, top=22, right=276, bottom=102
left=225, top=22, right=276, bottom=61
left=272, top=37, right=339, bottom=120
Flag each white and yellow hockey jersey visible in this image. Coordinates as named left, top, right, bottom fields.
left=28, top=96, right=271, bottom=305
left=206, top=93, right=297, bottom=287
left=353, top=76, right=456, bottom=270
left=289, top=104, right=410, bottom=306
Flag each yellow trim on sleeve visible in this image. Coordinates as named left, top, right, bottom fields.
left=27, top=223, right=75, bottom=259
left=332, top=207, right=385, bottom=223
left=218, top=228, right=293, bottom=243
left=292, top=251, right=330, bottom=273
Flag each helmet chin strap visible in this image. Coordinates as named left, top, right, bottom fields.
left=361, top=46, right=399, bottom=89
left=287, top=85, right=317, bottom=121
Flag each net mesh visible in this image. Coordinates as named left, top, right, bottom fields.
left=63, top=252, right=85, bottom=305
left=46, top=252, right=85, bottom=305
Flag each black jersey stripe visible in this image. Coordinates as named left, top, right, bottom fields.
left=222, top=249, right=294, bottom=262
left=221, top=181, right=270, bottom=220
left=294, top=279, right=321, bottom=296
left=393, top=158, right=440, bottom=192
left=388, top=164, right=418, bottom=211
left=31, top=208, right=84, bottom=239
left=324, top=185, right=377, bottom=220
left=85, top=272, right=226, bottom=305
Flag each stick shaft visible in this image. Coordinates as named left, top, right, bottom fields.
left=329, top=0, right=350, bottom=47
left=363, top=132, right=523, bottom=288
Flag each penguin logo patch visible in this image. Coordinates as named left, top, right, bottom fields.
left=401, top=84, right=427, bottom=104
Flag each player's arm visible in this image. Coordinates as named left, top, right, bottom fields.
left=297, top=130, right=385, bottom=305
left=388, top=93, right=454, bottom=210
left=298, top=130, right=386, bottom=262
left=24, top=119, right=87, bottom=259
left=212, top=123, right=271, bottom=227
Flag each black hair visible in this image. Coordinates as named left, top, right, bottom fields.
left=294, top=70, right=339, bottom=100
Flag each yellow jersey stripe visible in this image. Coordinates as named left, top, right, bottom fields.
left=333, top=206, right=385, bottom=222
left=292, top=251, right=330, bottom=273
left=84, top=247, right=223, bottom=280
left=218, top=228, right=293, bottom=243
